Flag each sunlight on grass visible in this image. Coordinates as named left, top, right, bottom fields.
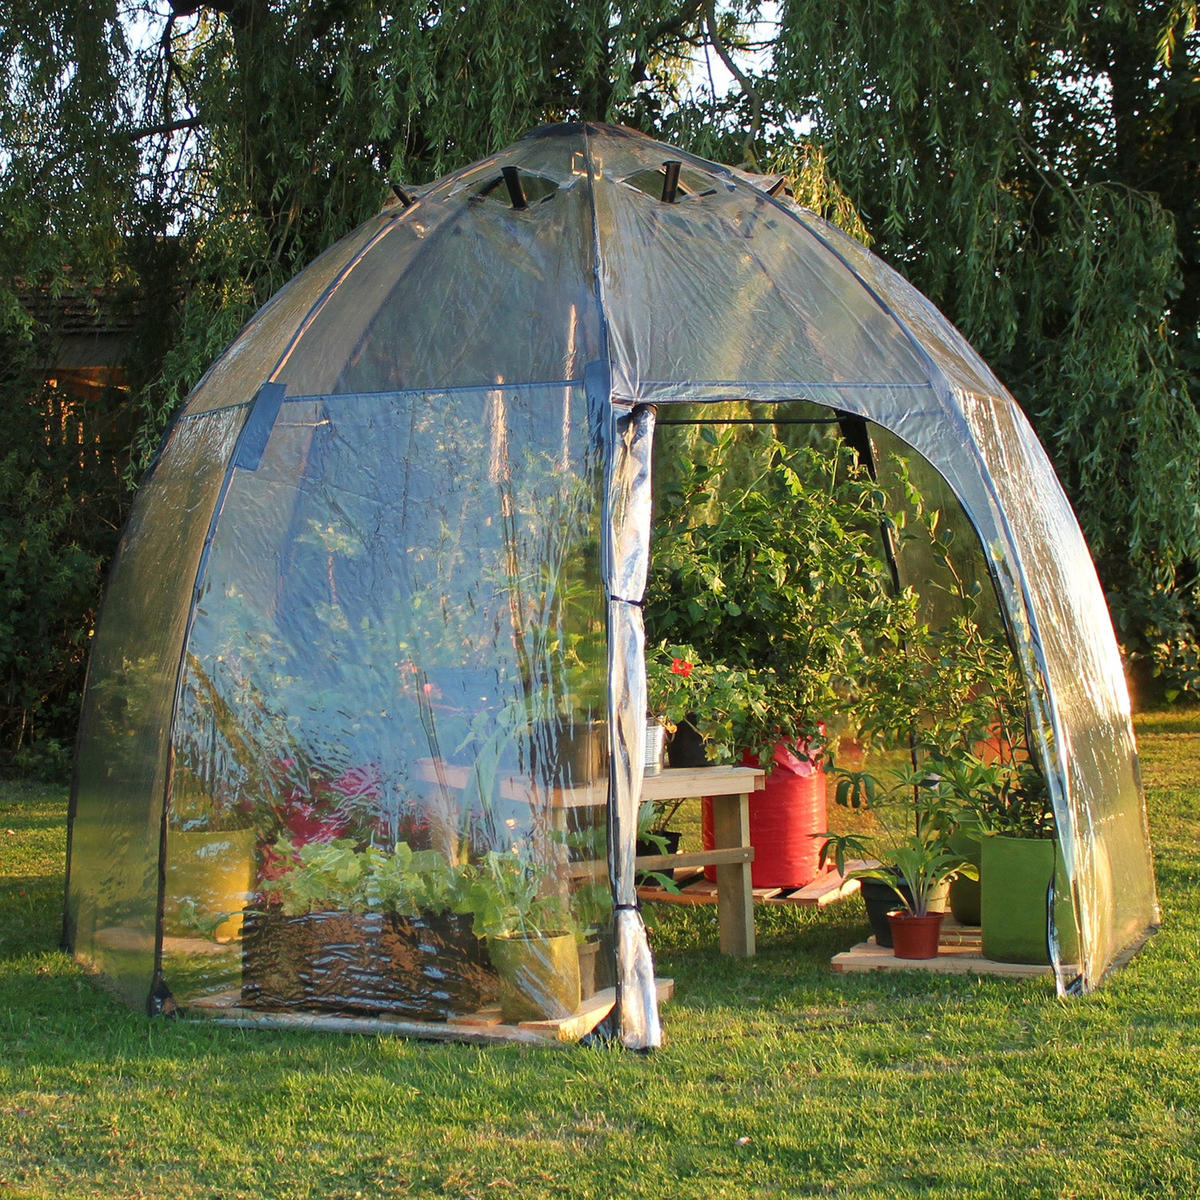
left=1, top=710, right=1198, bottom=1198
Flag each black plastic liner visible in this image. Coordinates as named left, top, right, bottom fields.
left=242, top=910, right=497, bottom=1019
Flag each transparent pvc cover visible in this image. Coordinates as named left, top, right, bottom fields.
left=160, top=386, right=610, bottom=1022
left=66, top=407, right=246, bottom=1009
left=67, top=121, right=1155, bottom=1033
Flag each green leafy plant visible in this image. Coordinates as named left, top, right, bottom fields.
left=457, top=849, right=575, bottom=941
left=853, top=457, right=1031, bottom=760
left=820, top=765, right=977, bottom=917
left=930, top=753, right=1056, bottom=840
left=644, top=641, right=773, bottom=764
left=259, top=837, right=466, bottom=918
left=646, top=431, right=917, bottom=761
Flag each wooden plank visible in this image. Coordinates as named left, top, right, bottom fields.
left=192, top=1006, right=559, bottom=1046
left=636, top=862, right=868, bottom=910
left=639, top=766, right=765, bottom=803
left=634, top=846, right=754, bottom=872
left=513, top=978, right=673, bottom=1042
left=569, top=846, right=754, bottom=881
left=638, top=879, right=720, bottom=905
left=785, top=863, right=867, bottom=908
left=711, top=792, right=755, bottom=957
left=187, top=980, right=676, bottom=1046
left=414, top=758, right=606, bottom=810
left=518, top=988, right=616, bottom=1041
left=831, top=938, right=1054, bottom=979
left=445, top=1007, right=504, bottom=1028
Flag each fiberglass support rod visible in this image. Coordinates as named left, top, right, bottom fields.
left=655, top=417, right=841, bottom=425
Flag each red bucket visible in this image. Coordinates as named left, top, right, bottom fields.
left=702, top=741, right=828, bottom=888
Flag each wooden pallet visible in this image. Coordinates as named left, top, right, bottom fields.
left=187, top=978, right=675, bottom=1047
left=831, top=919, right=1057, bottom=979
left=636, top=861, right=868, bottom=909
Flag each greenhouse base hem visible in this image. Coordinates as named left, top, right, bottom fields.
left=185, top=978, right=675, bottom=1046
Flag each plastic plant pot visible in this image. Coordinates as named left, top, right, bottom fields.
left=487, top=931, right=581, bottom=1022
left=887, top=911, right=945, bottom=959
left=981, top=835, right=1080, bottom=965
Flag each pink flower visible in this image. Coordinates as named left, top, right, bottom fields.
left=331, top=763, right=382, bottom=805
left=283, top=801, right=350, bottom=846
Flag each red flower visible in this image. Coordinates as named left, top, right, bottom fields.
left=670, top=658, right=694, bottom=678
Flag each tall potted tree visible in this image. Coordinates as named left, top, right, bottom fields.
left=646, top=429, right=915, bottom=889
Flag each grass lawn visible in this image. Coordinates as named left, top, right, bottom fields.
left=2, top=709, right=1198, bottom=1199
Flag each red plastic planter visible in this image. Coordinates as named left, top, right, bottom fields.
left=701, top=741, right=828, bottom=888
left=887, top=911, right=945, bottom=960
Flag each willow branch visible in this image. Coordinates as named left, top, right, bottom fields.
left=704, top=0, right=762, bottom=169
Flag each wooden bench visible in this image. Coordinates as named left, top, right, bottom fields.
left=637, top=765, right=763, bottom=957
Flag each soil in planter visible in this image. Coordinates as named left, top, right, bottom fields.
left=242, top=909, right=497, bottom=1019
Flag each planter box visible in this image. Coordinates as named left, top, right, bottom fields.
left=242, top=909, right=496, bottom=1019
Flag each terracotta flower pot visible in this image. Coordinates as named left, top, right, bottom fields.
left=887, top=911, right=945, bottom=960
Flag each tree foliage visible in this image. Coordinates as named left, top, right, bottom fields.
left=772, top=0, right=1200, bottom=694
left=3, top=0, right=1200, bottom=772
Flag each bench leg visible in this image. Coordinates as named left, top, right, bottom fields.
left=711, top=792, right=755, bottom=957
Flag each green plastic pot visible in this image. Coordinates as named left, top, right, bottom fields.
left=947, top=828, right=982, bottom=926
left=980, top=835, right=1080, bottom=965
left=488, top=932, right=581, bottom=1022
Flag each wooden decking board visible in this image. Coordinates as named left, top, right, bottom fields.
left=831, top=920, right=1057, bottom=979
left=636, top=861, right=868, bottom=909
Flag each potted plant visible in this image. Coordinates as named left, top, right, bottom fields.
left=646, top=431, right=915, bottom=888
left=821, top=766, right=978, bottom=958
left=645, top=642, right=773, bottom=770
left=962, top=758, right=1080, bottom=966
left=243, top=837, right=496, bottom=1018
left=458, top=849, right=581, bottom=1022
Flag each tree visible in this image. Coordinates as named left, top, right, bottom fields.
left=7, top=0, right=1197, bottom=774
left=770, top=0, right=1200, bottom=696
left=0, top=0, right=770, bottom=773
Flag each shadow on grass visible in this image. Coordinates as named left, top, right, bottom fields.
left=1134, top=706, right=1200, bottom=736
left=0, top=872, right=63, bottom=959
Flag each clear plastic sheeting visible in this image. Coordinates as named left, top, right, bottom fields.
left=66, top=408, right=246, bottom=1009
left=957, top=394, right=1159, bottom=978
left=67, top=121, right=1156, bottom=1035
left=181, top=216, right=393, bottom=418
left=161, top=385, right=610, bottom=1020
left=591, top=137, right=931, bottom=403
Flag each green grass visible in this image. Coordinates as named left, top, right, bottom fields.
left=2, top=712, right=1199, bottom=1199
